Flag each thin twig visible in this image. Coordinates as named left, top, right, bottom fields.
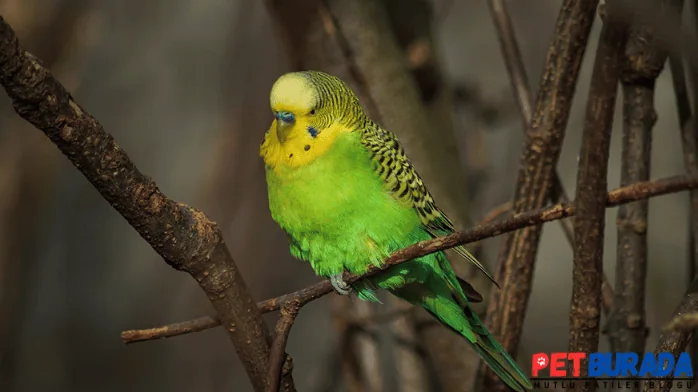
left=642, top=277, right=698, bottom=392
left=486, top=0, right=614, bottom=316
left=479, top=0, right=600, bottom=390
left=567, top=4, right=627, bottom=392
left=267, top=299, right=301, bottom=392
left=0, top=15, right=293, bottom=392
left=121, top=174, right=698, bottom=343
left=487, top=0, right=532, bottom=123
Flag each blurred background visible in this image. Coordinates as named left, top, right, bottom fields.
left=0, top=0, right=693, bottom=391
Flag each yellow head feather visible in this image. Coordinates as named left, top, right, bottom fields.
left=269, top=73, right=317, bottom=114
left=261, top=71, right=365, bottom=171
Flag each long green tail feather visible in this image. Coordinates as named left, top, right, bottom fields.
left=463, top=305, right=533, bottom=392
left=395, top=286, right=532, bottom=392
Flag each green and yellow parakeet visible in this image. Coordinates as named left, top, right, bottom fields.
left=260, top=70, right=532, bottom=392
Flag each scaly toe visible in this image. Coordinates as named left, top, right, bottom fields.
left=330, top=274, right=352, bottom=296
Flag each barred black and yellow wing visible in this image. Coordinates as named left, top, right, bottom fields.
left=359, top=122, right=497, bottom=286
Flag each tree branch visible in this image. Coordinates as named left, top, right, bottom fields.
left=267, top=300, right=301, bottom=392
left=567, top=4, right=627, bottom=392
left=121, top=174, right=698, bottom=343
left=642, top=277, right=698, bottom=392
left=486, top=0, right=614, bottom=315
left=479, top=0, right=600, bottom=390
left=606, top=0, right=671, bottom=361
left=0, top=14, right=292, bottom=392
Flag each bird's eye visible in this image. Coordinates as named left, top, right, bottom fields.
left=309, top=109, right=316, bottom=115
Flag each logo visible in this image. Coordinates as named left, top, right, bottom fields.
left=531, top=352, right=694, bottom=390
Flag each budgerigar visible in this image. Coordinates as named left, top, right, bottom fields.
left=260, top=70, right=532, bottom=392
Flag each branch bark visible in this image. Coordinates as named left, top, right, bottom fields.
left=567, top=5, right=627, bottom=392
left=267, top=300, right=301, bottom=392
left=605, top=0, right=671, bottom=366
left=479, top=1, right=599, bottom=390
left=486, top=0, right=614, bottom=315
left=0, top=15, right=292, bottom=392
left=121, top=174, right=698, bottom=343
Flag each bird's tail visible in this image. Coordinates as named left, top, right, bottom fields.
left=398, top=288, right=532, bottom=392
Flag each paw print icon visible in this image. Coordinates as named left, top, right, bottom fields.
left=537, top=356, right=546, bottom=367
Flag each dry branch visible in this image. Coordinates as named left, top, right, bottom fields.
left=642, top=277, right=698, bottom=392
left=479, top=0, right=599, bottom=390
left=567, top=5, right=627, bottom=392
left=121, top=174, right=698, bottom=343
left=0, top=15, right=292, bottom=392
left=486, top=0, right=614, bottom=314
left=267, top=300, right=301, bottom=392
left=606, top=0, right=671, bottom=361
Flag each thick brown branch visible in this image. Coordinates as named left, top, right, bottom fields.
left=486, top=0, right=614, bottom=315
left=0, top=15, right=291, bottom=392
left=267, top=300, right=301, bottom=392
left=567, top=5, right=627, bottom=392
left=606, top=0, right=670, bottom=364
left=121, top=174, right=698, bottom=343
left=642, top=277, right=698, bottom=392
left=480, top=0, right=599, bottom=390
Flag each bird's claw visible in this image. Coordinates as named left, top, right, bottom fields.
left=330, top=274, right=352, bottom=296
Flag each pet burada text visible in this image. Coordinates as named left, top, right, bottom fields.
left=531, top=352, right=693, bottom=378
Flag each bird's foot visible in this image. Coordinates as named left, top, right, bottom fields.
left=330, top=274, right=352, bottom=296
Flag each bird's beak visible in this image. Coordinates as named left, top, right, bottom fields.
left=274, top=111, right=295, bottom=144
left=276, top=120, right=292, bottom=144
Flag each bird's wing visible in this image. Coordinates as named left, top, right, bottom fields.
left=359, top=123, right=497, bottom=285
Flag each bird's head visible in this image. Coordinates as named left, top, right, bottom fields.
left=269, top=71, right=364, bottom=144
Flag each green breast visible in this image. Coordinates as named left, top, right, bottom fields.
left=265, top=132, right=423, bottom=277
